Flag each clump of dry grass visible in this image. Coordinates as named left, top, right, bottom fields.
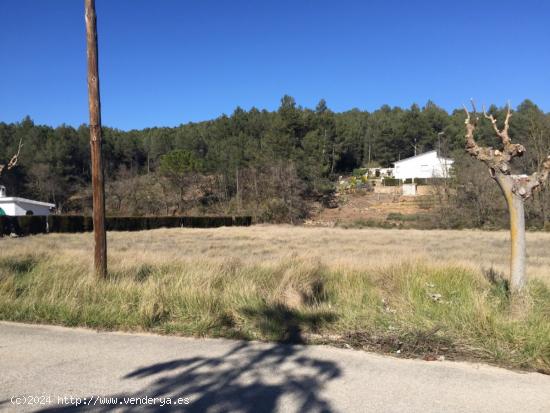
left=0, top=230, right=549, bottom=373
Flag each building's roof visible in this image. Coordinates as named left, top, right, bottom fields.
left=394, top=150, right=453, bottom=165
left=0, top=197, right=55, bottom=208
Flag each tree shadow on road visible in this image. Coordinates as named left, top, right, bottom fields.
left=39, top=304, right=341, bottom=412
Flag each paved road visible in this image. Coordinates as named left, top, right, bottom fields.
left=0, top=322, right=548, bottom=412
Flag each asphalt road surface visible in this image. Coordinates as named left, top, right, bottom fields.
left=1, top=321, right=549, bottom=412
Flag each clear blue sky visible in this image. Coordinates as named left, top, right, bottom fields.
left=1, top=0, right=549, bottom=130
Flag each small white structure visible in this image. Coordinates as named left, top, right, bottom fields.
left=393, top=150, right=453, bottom=180
left=0, top=186, right=55, bottom=216
left=402, top=183, right=417, bottom=196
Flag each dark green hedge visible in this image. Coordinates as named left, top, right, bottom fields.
left=403, top=178, right=445, bottom=186
left=0, top=215, right=252, bottom=236
left=382, top=177, right=401, bottom=186
left=0, top=216, right=48, bottom=237
left=48, top=215, right=94, bottom=233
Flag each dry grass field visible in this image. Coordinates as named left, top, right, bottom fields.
left=2, top=225, right=548, bottom=283
left=1, top=225, right=549, bottom=372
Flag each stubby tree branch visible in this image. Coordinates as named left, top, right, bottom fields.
left=483, top=103, right=512, bottom=144
left=483, top=103, right=525, bottom=159
left=518, top=155, right=550, bottom=198
left=0, top=139, right=23, bottom=177
left=463, top=103, right=498, bottom=164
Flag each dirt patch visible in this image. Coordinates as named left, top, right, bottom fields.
left=340, top=328, right=458, bottom=359
left=305, top=330, right=550, bottom=375
left=307, top=192, right=434, bottom=226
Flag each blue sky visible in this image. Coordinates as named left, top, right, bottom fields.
left=1, top=0, right=549, bottom=130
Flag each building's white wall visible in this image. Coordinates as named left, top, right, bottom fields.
left=394, top=152, right=453, bottom=180
left=19, top=202, right=52, bottom=216
left=0, top=201, right=53, bottom=216
left=13, top=203, right=28, bottom=215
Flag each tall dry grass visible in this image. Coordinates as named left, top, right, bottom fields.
left=0, top=226, right=549, bottom=372
left=3, top=225, right=550, bottom=282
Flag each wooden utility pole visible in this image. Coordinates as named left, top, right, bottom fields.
left=85, top=0, right=107, bottom=278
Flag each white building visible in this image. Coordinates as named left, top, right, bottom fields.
left=0, top=186, right=55, bottom=216
left=393, top=150, right=453, bottom=180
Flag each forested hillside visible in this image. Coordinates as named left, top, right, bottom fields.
left=1, top=97, right=549, bottom=226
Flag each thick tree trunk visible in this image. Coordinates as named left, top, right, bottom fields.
left=495, top=174, right=526, bottom=292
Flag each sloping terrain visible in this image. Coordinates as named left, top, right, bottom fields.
left=308, top=191, right=435, bottom=226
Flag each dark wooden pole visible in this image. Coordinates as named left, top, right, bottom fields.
left=85, top=0, right=107, bottom=278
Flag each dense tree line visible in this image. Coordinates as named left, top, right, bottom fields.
left=1, top=97, right=549, bottom=225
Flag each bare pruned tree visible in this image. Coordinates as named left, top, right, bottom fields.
left=464, top=102, right=550, bottom=293
left=0, top=139, right=23, bottom=178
